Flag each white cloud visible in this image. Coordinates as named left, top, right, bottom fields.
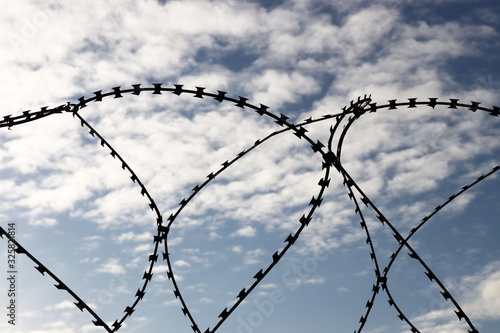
left=232, top=225, right=257, bottom=238
left=44, top=300, right=76, bottom=311
left=246, top=69, right=320, bottom=107
left=243, top=248, right=266, bottom=265
left=259, top=283, right=278, bottom=289
left=173, top=259, right=191, bottom=268
left=79, top=257, right=100, bottom=264
left=303, top=277, right=325, bottom=284
left=460, top=261, right=500, bottom=320
left=114, top=231, right=152, bottom=243
left=411, top=261, right=500, bottom=331
left=198, top=297, right=213, bottom=304
left=209, top=232, right=222, bottom=240
left=78, top=235, right=104, bottom=253
left=164, top=299, right=181, bottom=307
left=231, top=245, right=243, bottom=254
left=95, top=257, right=126, bottom=275
left=29, top=217, right=58, bottom=227
left=131, top=243, right=151, bottom=254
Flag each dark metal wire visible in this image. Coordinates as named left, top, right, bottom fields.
left=0, top=85, right=497, bottom=332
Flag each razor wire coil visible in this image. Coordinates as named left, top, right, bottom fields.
left=0, top=84, right=498, bottom=333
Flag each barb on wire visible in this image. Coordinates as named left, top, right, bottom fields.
left=1, top=84, right=497, bottom=333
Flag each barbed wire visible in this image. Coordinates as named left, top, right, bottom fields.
left=0, top=84, right=497, bottom=332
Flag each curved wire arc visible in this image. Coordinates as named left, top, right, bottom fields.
left=0, top=85, right=498, bottom=333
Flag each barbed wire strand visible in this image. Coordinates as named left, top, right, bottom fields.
left=0, top=85, right=498, bottom=332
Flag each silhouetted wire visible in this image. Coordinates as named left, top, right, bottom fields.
left=0, top=85, right=497, bottom=333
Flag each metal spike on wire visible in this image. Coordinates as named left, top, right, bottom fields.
left=0, top=84, right=497, bottom=332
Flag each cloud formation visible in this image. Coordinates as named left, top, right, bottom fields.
left=0, top=1, right=499, bottom=333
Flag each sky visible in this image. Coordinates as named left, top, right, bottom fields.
left=0, top=0, right=499, bottom=332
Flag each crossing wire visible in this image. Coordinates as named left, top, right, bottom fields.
left=0, top=84, right=498, bottom=332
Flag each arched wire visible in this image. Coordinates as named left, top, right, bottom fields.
left=0, top=86, right=498, bottom=333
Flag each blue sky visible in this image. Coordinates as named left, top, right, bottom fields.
left=0, top=0, right=500, bottom=332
